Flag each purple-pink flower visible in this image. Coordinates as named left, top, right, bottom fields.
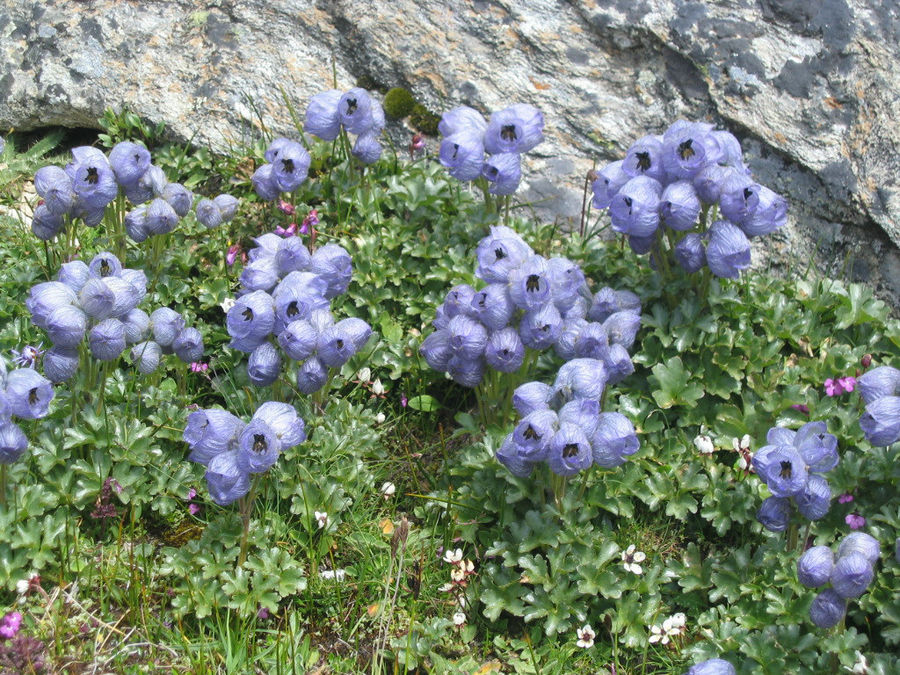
left=838, top=493, right=854, bottom=504
left=825, top=376, right=857, bottom=397
left=226, top=244, right=243, bottom=267
left=845, top=513, right=866, bottom=530
left=0, top=611, right=23, bottom=639
left=277, top=200, right=296, bottom=216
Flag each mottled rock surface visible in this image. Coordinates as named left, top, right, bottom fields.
left=1, top=0, right=898, bottom=300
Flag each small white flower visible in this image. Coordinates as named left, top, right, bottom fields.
left=694, top=433, right=715, bottom=454
left=576, top=624, right=596, bottom=649
left=443, top=548, right=463, bottom=565
left=622, top=544, right=647, bottom=575
left=438, top=582, right=454, bottom=593
left=450, top=566, right=466, bottom=583
left=648, top=624, right=666, bottom=645
left=356, top=367, right=371, bottom=382
left=371, top=378, right=385, bottom=395
left=737, top=455, right=749, bottom=470
left=220, top=297, right=236, bottom=313
left=380, top=481, right=396, bottom=498
left=319, top=569, right=347, bottom=582
left=732, top=434, right=751, bottom=452
left=15, top=578, right=30, bottom=595
left=850, top=651, right=869, bottom=674
left=314, top=511, right=329, bottom=529
left=375, top=412, right=386, bottom=424
left=452, top=611, right=467, bottom=627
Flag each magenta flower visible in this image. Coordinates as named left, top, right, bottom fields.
left=302, top=209, right=319, bottom=233
left=401, top=394, right=408, bottom=408
left=278, top=200, right=295, bottom=216
left=838, top=493, right=854, bottom=504
left=274, top=222, right=298, bottom=237
left=187, top=488, right=197, bottom=500
left=188, top=503, right=200, bottom=516
left=838, top=376, right=856, bottom=392
left=825, top=376, right=857, bottom=397
left=190, top=362, right=208, bottom=373
left=791, top=403, right=810, bottom=415
left=226, top=244, right=242, bottom=266
left=0, top=611, right=22, bottom=639
left=845, top=513, right=866, bottom=530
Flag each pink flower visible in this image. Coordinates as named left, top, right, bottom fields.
left=824, top=378, right=840, bottom=397
left=187, top=488, right=197, bottom=500
left=791, top=404, right=810, bottom=415
left=226, top=243, right=242, bottom=266
left=838, top=493, right=854, bottom=504
left=278, top=200, right=296, bottom=216
left=845, top=513, right=866, bottom=530
left=400, top=394, right=408, bottom=408
left=257, top=607, right=269, bottom=620
left=188, top=503, right=200, bottom=516
left=301, top=209, right=319, bottom=234
left=0, top=612, right=22, bottom=639
left=838, top=376, right=856, bottom=393
left=190, top=362, right=209, bottom=373
left=275, top=222, right=298, bottom=237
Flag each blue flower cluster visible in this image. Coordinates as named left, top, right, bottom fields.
left=420, top=226, right=640, bottom=388
left=496, top=362, right=639, bottom=477
left=752, top=421, right=838, bottom=531
left=304, top=87, right=385, bottom=164
left=857, top=365, right=900, bottom=447
left=438, top=104, right=543, bottom=195
left=798, top=532, right=880, bottom=629
left=251, top=138, right=312, bottom=201
left=32, top=142, right=238, bottom=242
left=25, top=252, right=203, bottom=381
left=683, top=659, right=736, bottom=675
left=183, top=401, right=305, bottom=505
left=592, top=120, right=787, bottom=278
left=225, top=234, right=372, bottom=393
left=0, top=358, right=54, bottom=465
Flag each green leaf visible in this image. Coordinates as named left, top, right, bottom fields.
left=650, top=356, right=705, bottom=408
left=407, top=394, right=439, bottom=412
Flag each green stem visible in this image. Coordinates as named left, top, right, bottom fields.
left=1, top=464, right=7, bottom=508
left=237, top=477, right=260, bottom=567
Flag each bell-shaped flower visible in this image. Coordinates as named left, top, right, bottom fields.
left=46, top=305, right=87, bottom=348
left=794, top=473, right=831, bottom=520
left=512, top=381, right=551, bottom=417
left=68, top=147, right=118, bottom=210
left=693, top=164, right=732, bottom=204
left=686, top=659, right=736, bottom=675
left=271, top=140, right=311, bottom=192
left=119, top=268, right=147, bottom=297
left=240, top=256, right=280, bottom=292
left=339, top=87, right=375, bottom=135
left=591, top=160, right=630, bottom=210
left=519, top=304, right=562, bottom=350
left=475, top=226, right=533, bottom=283
left=830, top=552, right=874, bottom=599
left=310, top=244, right=352, bottom=298
left=610, top=176, right=662, bottom=238
left=78, top=279, right=116, bottom=323
left=809, top=588, right=846, bottom=629
left=705, top=220, right=751, bottom=279
left=661, top=122, right=720, bottom=180
left=588, top=287, right=641, bottom=323
left=104, top=276, right=143, bottom=317
left=558, top=398, right=601, bottom=437
left=470, top=283, right=514, bottom=331
left=859, top=395, right=900, bottom=446
left=162, top=182, right=193, bottom=217
left=674, top=233, right=706, bottom=273
left=185, top=408, right=245, bottom=464
left=5, top=368, right=54, bottom=418
left=109, top=141, right=151, bottom=187
left=482, top=153, right=521, bottom=195
left=248, top=342, right=282, bottom=387
left=0, top=422, right=28, bottom=464
left=554, top=319, right=585, bottom=361
left=512, top=409, right=559, bottom=462
left=419, top=330, right=452, bottom=371
left=353, top=131, right=382, bottom=165
left=173, top=327, right=204, bottom=363
left=628, top=234, right=654, bottom=255
left=547, top=257, right=586, bottom=310
left=508, top=256, right=551, bottom=310
left=603, top=344, right=635, bottom=385
left=89, top=319, right=126, bottom=361
left=226, top=291, right=275, bottom=352
left=316, top=322, right=359, bottom=369
left=27, top=281, right=77, bottom=329
left=483, top=104, right=543, bottom=155
left=752, top=444, right=807, bottom=497
left=252, top=401, right=306, bottom=449
left=496, top=433, right=536, bottom=478
left=151, top=307, right=186, bottom=348
left=717, top=172, right=758, bottom=225
left=602, top=311, right=641, bottom=349
left=485, top=327, right=525, bottom=373
left=837, top=532, right=881, bottom=566
left=590, top=412, right=639, bottom=467
left=123, top=163, right=166, bottom=204
left=145, top=197, right=179, bottom=236
left=857, top=365, right=900, bottom=404
left=443, top=284, right=478, bottom=320
left=447, top=314, right=488, bottom=360
left=304, top=89, right=343, bottom=140
left=339, top=317, right=372, bottom=351
left=278, top=320, right=319, bottom=361
left=553, top=358, right=606, bottom=404
left=58, top=261, right=91, bottom=293
left=32, top=207, right=64, bottom=241
left=296, top=356, right=328, bottom=394
left=793, top=421, right=838, bottom=473
left=447, top=354, right=486, bottom=388
left=275, top=237, right=312, bottom=277
left=130, top=340, right=162, bottom=375
left=622, top=135, right=665, bottom=182
left=88, top=251, right=123, bottom=279
left=308, top=308, right=334, bottom=335
left=122, top=308, right=151, bottom=344
left=740, top=185, right=787, bottom=237
left=43, top=346, right=80, bottom=383
left=34, top=165, right=75, bottom=215
left=548, top=424, right=593, bottom=476
left=205, top=450, right=251, bottom=505
left=71, top=201, right=106, bottom=227
left=439, top=106, right=487, bottom=137
left=797, top=546, right=834, bottom=588
left=659, top=180, right=701, bottom=231
left=756, top=495, right=791, bottom=532
left=251, top=164, right=280, bottom=201
left=124, top=205, right=150, bottom=242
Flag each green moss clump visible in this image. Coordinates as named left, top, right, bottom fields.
left=355, top=75, right=380, bottom=92
left=383, top=87, right=417, bottom=119
left=409, top=104, right=441, bottom=137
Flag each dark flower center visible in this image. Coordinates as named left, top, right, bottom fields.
left=563, top=443, right=579, bottom=458
left=336, top=339, right=344, bottom=350
left=242, top=307, right=254, bottom=321
left=635, top=152, right=651, bottom=172
left=523, top=425, right=540, bottom=440
left=500, top=124, right=518, bottom=142
left=86, top=166, right=99, bottom=185
left=286, top=301, right=299, bottom=318
left=677, top=139, right=695, bottom=160
left=252, top=434, right=267, bottom=453
left=28, top=387, right=39, bottom=405
left=99, top=259, right=111, bottom=276
left=476, top=293, right=486, bottom=308
left=345, top=98, right=358, bottom=115
left=779, top=460, right=793, bottom=479
left=494, top=247, right=506, bottom=260
left=451, top=143, right=460, bottom=160
left=743, top=187, right=755, bottom=201
left=525, top=274, right=541, bottom=292
left=281, top=158, right=295, bottom=174
left=487, top=166, right=498, bottom=179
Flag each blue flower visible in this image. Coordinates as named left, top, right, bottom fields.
left=552, top=358, right=607, bottom=404
left=205, top=450, right=251, bottom=506
left=519, top=304, right=562, bottom=350
left=122, top=308, right=151, bottom=344
left=162, top=183, right=193, bottom=217
left=705, top=220, right=751, bottom=279
left=226, top=291, right=275, bottom=352
left=756, top=496, right=791, bottom=532
left=692, top=164, right=732, bottom=204
left=145, top=198, right=179, bottom=236
left=482, top=152, right=522, bottom=195
left=685, top=659, right=736, bottom=675
left=809, top=588, right=846, bottom=628
left=446, top=354, right=486, bottom=388
left=475, top=226, right=533, bottom=284
left=439, top=129, right=487, bottom=182
left=483, top=104, right=543, bottom=155
left=270, top=139, right=310, bottom=192
left=123, top=164, right=166, bottom=205
left=447, top=315, right=488, bottom=360
left=751, top=444, right=808, bottom=497
left=739, top=185, right=787, bottom=237
left=512, top=409, right=559, bottom=462
left=0, top=422, right=28, bottom=465
left=587, top=288, right=641, bottom=323
left=5, top=368, right=53, bottom=418
left=31, top=204, right=66, bottom=240
left=296, top=356, right=328, bottom=394
left=43, top=345, right=79, bottom=383
left=184, top=408, right=245, bottom=465
left=547, top=257, right=586, bottom=310
left=34, top=165, right=75, bottom=215
left=856, top=365, right=900, bottom=404
left=591, top=161, right=630, bottom=210
left=793, top=421, right=838, bottom=473
left=659, top=180, right=701, bottom=231
left=470, top=283, right=514, bottom=331
left=89, top=319, right=126, bottom=361
left=438, top=106, right=487, bottom=137
left=109, top=141, right=151, bottom=187
left=794, top=474, right=831, bottom=520
left=352, top=131, right=382, bottom=165
left=251, top=401, right=306, bottom=449
left=496, top=433, right=536, bottom=478
left=339, top=88, right=375, bottom=135
left=674, top=233, right=706, bottom=273
left=251, top=164, right=281, bottom=201
left=316, top=320, right=363, bottom=368
left=173, top=327, right=204, bottom=363
left=248, top=342, right=282, bottom=386
left=830, top=552, right=874, bottom=599
left=602, top=311, right=641, bottom=349
left=278, top=320, right=319, bottom=361
left=151, top=308, right=186, bottom=348
left=45, top=305, right=87, bottom=348
left=443, top=284, right=477, bottom=319
left=837, top=532, right=881, bottom=566
left=124, top=205, right=150, bottom=242
left=67, top=146, right=118, bottom=211
left=304, top=89, right=343, bottom=141
left=508, top=256, right=552, bottom=310
left=27, top=281, right=77, bottom=329
left=661, top=121, right=719, bottom=180
left=310, top=244, right=352, bottom=298
left=590, top=412, right=639, bottom=468
left=548, top=424, right=593, bottom=476
left=609, top=176, right=662, bottom=238
left=236, top=418, right=281, bottom=473
left=859, top=395, right=900, bottom=446
left=574, top=322, right=610, bottom=360
left=557, top=398, right=600, bottom=436
left=274, top=237, right=312, bottom=277
left=58, top=261, right=91, bottom=293
left=796, top=546, right=834, bottom=588
left=512, top=381, right=551, bottom=416
left=484, top=327, right=525, bottom=373
left=130, top=340, right=162, bottom=375
left=603, top=344, right=635, bottom=385
left=419, top=330, right=453, bottom=371
left=622, top=135, right=665, bottom=182
left=240, top=257, right=280, bottom=293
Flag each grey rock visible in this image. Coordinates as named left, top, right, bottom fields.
left=0, top=0, right=898, bottom=303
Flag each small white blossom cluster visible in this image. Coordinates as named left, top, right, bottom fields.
left=439, top=547, right=476, bottom=628
left=648, top=612, right=686, bottom=645
left=576, top=624, right=596, bottom=649
left=622, top=544, right=647, bottom=574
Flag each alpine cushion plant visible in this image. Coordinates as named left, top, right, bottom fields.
left=591, top=119, right=787, bottom=282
